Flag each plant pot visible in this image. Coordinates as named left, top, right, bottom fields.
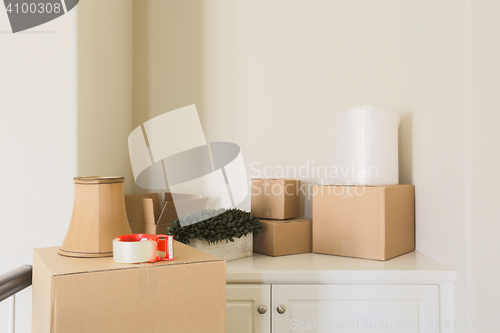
left=188, top=234, right=253, bottom=261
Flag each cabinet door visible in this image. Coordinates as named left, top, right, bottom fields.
left=272, top=284, right=439, bottom=333
left=226, top=284, right=271, bottom=333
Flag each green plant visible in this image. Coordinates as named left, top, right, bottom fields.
left=167, top=208, right=263, bottom=245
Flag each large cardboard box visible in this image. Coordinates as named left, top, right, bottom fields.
left=313, top=184, right=415, bottom=261
left=32, top=242, right=226, bottom=333
left=251, top=179, right=301, bottom=220
left=253, top=218, right=312, bottom=256
left=125, top=192, right=208, bottom=234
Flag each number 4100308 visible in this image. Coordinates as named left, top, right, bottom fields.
left=6, top=2, right=62, bottom=14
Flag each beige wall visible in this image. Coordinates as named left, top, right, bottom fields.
left=133, top=0, right=202, bottom=128
left=1, top=1, right=498, bottom=332
left=0, top=1, right=134, bottom=332
left=201, top=0, right=400, bottom=212
left=469, top=0, right=500, bottom=329
left=134, top=1, right=500, bottom=331
left=0, top=8, right=78, bottom=333
left=399, top=0, right=472, bottom=330
left=401, top=1, right=500, bottom=331
left=132, top=0, right=203, bottom=194
left=78, top=0, right=134, bottom=193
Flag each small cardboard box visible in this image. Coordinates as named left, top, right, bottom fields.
left=32, top=242, right=226, bottom=333
left=253, top=218, right=312, bottom=256
left=312, top=184, right=415, bottom=261
left=251, top=179, right=301, bottom=220
left=125, top=192, right=208, bottom=234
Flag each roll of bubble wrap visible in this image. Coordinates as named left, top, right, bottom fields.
left=332, top=106, right=400, bottom=185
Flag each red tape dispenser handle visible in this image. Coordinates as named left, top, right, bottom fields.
left=113, top=234, right=174, bottom=264
left=155, top=234, right=174, bottom=262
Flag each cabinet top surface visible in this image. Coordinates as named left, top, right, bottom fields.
left=226, top=252, right=455, bottom=283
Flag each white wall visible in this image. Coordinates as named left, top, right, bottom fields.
left=201, top=0, right=401, bottom=212
left=133, top=1, right=477, bottom=328
left=468, top=1, right=500, bottom=330
left=2, top=1, right=498, bottom=332
left=196, top=1, right=498, bottom=332
left=0, top=8, right=78, bottom=333
left=0, top=1, right=133, bottom=332
left=399, top=1, right=470, bottom=330
left=401, top=1, right=500, bottom=332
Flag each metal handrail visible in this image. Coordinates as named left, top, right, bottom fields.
left=0, top=265, right=32, bottom=303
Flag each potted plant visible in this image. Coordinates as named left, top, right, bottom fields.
left=167, top=208, right=263, bottom=261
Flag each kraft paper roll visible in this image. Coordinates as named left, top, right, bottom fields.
left=112, top=238, right=157, bottom=264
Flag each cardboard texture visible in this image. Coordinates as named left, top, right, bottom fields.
left=312, top=185, right=415, bottom=261
left=189, top=234, right=253, bottom=261
left=251, top=179, right=301, bottom=220
left=59, top=177, right=132, bottom=258
left=253, top=218, right=312, bottom=256
left=32, top=241, right=226, bottom=333
left=125, top=192, right=208, bottom=234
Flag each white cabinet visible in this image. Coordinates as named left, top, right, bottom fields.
left=226, top=252, right=455, bottom=333
left=226, top=285, right=271, bottom=333
left=273, top=284, right=439, bottom=333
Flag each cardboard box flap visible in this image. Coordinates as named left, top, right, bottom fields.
left=157, top=196, right=209, bottom=226
left=124, top=193, right=161, bottom=224
left=34, top=241, right=223, bottom=277
left=164, top=192, right=202, bottom=202
left=157, top=201, right=178, bottom=227
left=126, top=192, right=210, bottom=228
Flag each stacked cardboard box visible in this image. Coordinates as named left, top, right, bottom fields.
left=251, top=179, right=312, bottom=256
left=312, top=184, right=415, bottom=261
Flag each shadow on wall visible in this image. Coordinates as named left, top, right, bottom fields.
left=129, top=1, right=410, bottom=206
left=300, top=181, right=314, bottom=218
left=399, top=113, right=413, bottom=185
left=77, top=0, right=134, bottom=192
left=132, top=0, right=203, bottom=194
left=133, top=0, right=203, bottom=126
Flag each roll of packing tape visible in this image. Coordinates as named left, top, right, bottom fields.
left=113, top=234, right=174, bottom=264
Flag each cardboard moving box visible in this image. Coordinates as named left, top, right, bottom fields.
left=125, top=192, right=208, bottom=234
left=313, top=184, right=415, bottom=261
left=32, top=241, right=226, bottom=333
left=253, top=218, right=312, bottom=256
left=251, top=179, right=301, bottom=220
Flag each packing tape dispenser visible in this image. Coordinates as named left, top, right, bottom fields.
left=113, top=234, right=174, bottom=264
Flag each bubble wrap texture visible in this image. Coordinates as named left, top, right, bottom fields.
left=332, top=106, right=400, bottom=185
